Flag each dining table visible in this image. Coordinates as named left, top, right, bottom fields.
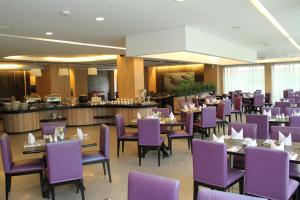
left=23, top=134, right=97, bottom=154
left=221, top=138, right=299, bottom=164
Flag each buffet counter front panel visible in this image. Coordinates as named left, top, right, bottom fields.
left=1, top=104, right=156, bottom=133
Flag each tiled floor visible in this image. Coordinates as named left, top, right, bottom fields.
left=0, top=116, right=241, bottom=200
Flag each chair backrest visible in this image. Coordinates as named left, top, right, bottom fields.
left=288, top=97, right=296, bottom=104
left=286, top=107, right=300, bottom=116
left=192, top=140, right=227, bottom=188
left=289, top=116, right=300, bottom=127
left=254, top=90, right=262, bottom=95
left=246, top=114, right=269, bottom=139
left=261, top=107, right=281, bottom=116
left=128, top=171, right=180, bottom=200
left=275, top=102, right=290, bottom=115
left=201, top=107, right=216, bottom=128
left=185, top=112, right=194, bottom=136
left=216, top=103, right=225, bottom=120
left=138, top=119, right=160, bottom=146
left=234, top=96, right=242, bottom=111
left=192, top=98, right=200, bottom=107
left=253, top=94, right=264, bottom=107
left=99, top=124, right=110, bottom=159
left=221, top=100, right=231, bottom=116
left=115, top=114, right=125, bottom=138
left=245, top=147, right=289, bottom=200
left=270, top=126, right=300, bottom=142
left=46, top=140, right=83, bottom=184
left=265, top=93, right=272, bottom=104
left=166, top=105, right=173, bottom=113
left=198, top=188, right=266, bottom=200
left=41, top=121, right=66, bottom=136
left=152, top=108, right=170, bottom=118
left=0, top=133, right=13, bottom=173
left=228, top=122, right=257, bottom=139
left=283, top=89, right=293, bottom=99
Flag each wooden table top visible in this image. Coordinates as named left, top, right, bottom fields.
left=221, top=138, right=300, bottom=164
left=23, top=134, right=97, bottom=154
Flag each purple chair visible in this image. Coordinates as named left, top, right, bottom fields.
left=46, top=140, right=84, bottom=200
left=228, top=123, right=257, bottom=170
left=192, top=140, right=244, bottom=200
left=264, top=92, right=272, bottom=107
left=82, top=124, right=111, bottom=182
left=41, top=121, right=66, bottom=136
left=289, top=116, right=300, bottom=127
left=115, top=114, right=138, bottom=157
left=198, top=188, right=266, bottom=200
left=246, top=114, right=269, bottom=139
left=231, top=96, right=243, bottom=122
left=167, top=112, right=193, bottom=155
left=245, top=147, right=299, bottom=200
left=270, top=126, right=300, bottom=182
left=153, top=107, right=171, bottom=134
left=254, top=90, right=262, bottom=95
left=0, top=133, right=44, bottom=200
left=216, top=103, right=227, bottom=135
left=286, top=107, right=300, bottom=116
left=283, top=89, right=293, bottom=99
left=261, top=107, right=281, bottom=116
left=275, top=101, right=291, bottom=115
left=137, top=119, right=165, bottom=166
left=166, top=104, right=173, bottom=113
left=128, top=171, right=180, bottom=200
left=222, top=99, right=232, bottom=123
left=194, top=107, right=217, bottom=139
left=252, top=94, right=264, bottom=113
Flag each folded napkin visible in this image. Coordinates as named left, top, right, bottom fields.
left=27, top=133, right=35, bottom=145
left=289, top=152, right=298, bottom=160
left=294, top=110, right=300, bottom=116
left=270, top=141, right=284, bottom=151
left=137, top=112, right=142, bottom=119
left=228, top=146, right=241, bottom=152
left=54, top=128, right=59, bottom=137
left=242, top=138, right=257, bottom=147
left=169, top=112, right=175, bottom=120
left=189, top=104, right=195, bottom=109
left=278, top=131, right=292, bottom=146
left=212, top=134, right=224, bottom=143
left=263, top=109, right=272, bottom=117
left=203, top=104, right=207, bottom=108
left=263, top=139, right=275, bottom=144
left=231, top=128, right=243, bottom=140
left=184, top=104, right=188, bottom=111
left=77, top=128, right=83, bottom=140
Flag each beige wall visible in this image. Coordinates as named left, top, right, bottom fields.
left=204, top=64, right=223, bottom=94
left=264, top=63, right=272, bottom=93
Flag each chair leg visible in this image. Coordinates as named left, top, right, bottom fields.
left=240, top=112, right=242, bottom=122
left=162, top=142, right=165, bottom=159
left=50, top=185, right=55, bottom=200
left=79, top=180, right=85, bottom=200
left=187, top=138, right=191, bottom=150
left=138, top=145, right=142, bottom=166
left=157, top=147, right=161, bottom=167
left=39, top=171, right=45, bottom=197
left=223, top=123, right=225, bottom=135
left=239, top=178, right=244, bottom=194
left=190, top=138, right=193, bottom=153
left=5, top=174, right=11, bottom=200
left=117, top=140, right=120, bottom=157
left=169, top=138, right=173, bottom=156
left=122, top=141, right=124, bottom=152
left=229, top=115, right=231, bottom=123
left=235, top=113, right=238, bottom=121
left=102, top=162, right=106, bottom=175
left=193, top=181, right=199, bottom=200
left=213, top=127, right=216, bottom=135
left=106, top=160, right=112, bottom=183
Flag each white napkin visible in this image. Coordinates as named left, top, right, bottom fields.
left=263, top=110, right=271, bottom=117
left=270, top=141, right=285, bottom=151
left=231, top=128, right=243, bottom=140
left=203, top=104, right=207, bottom=108
left=212, top=134, right=224, bottom=143
left=184, top=104, right=188, bottom=111
left=289, top=152, right=298, bottom=160
left=278, top=131, right=292, bottom=146
left=137, top=112, right=142, bottom=119
left=54, top=128, right=59, bottom=137
left=189, top=104, right=195, bottom=109
left=169, top=112, right=175, bottom=120
left=294, top=110, right=300, bottom=116
left=242, top=138, right=257, bottom=147
left=77, top=128, right=83, bottom=140
left=28, top=133, right=35, bottom=145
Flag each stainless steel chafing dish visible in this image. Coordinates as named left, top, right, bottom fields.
left=24, top=94, right=42, bottom=103
left=44, top=94, right=62, bottom=104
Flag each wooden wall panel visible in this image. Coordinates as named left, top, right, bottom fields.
left=74, top=68, right=88, bottom=96
left=204, top=64, right=222, bottom=94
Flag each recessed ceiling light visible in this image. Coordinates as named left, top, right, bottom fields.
left=175, top=0, right=185, bottom=2
left=232, top=26, right=241, bottom=30
left=61, top=10, right=71, bottom=16
left=95, top=17, right=105, bottom=21
left=45, top=32, right=53, bottom=36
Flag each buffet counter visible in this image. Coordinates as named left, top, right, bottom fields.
left=1, top=103, right=157, bottom=133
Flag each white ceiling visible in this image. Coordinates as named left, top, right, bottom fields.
left=0, top=0, right=299, bottom=62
